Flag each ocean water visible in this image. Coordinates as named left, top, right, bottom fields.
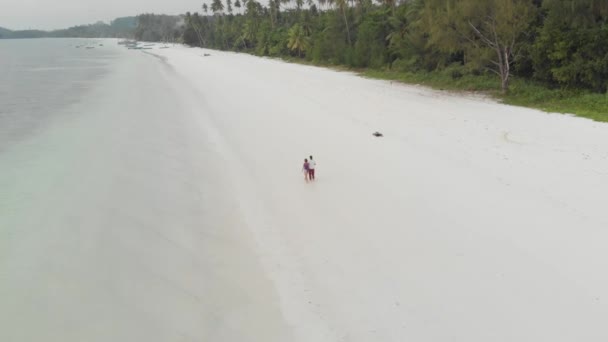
left=0, top=39, right=290, bottom=341
left=0, top=38, right=124, bottom=232
left=0, top=38, right=121, bottom=233
left=0, top=38, right=119, bottom=149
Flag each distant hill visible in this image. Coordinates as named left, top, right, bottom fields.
left=5, top=29, right=47, bottom=39
left=0, top=27, right=12, bottom=38
left=0, top=17, right=137, bottom=39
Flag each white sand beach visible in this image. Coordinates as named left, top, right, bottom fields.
left=2, top=41, right=608, bottom=341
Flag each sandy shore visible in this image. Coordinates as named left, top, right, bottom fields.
left=152, top=45, right=608, bottom=341
left=2, top=40, right=608, bottom=341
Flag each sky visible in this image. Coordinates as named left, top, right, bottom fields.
left=0, top=0, right=207, bottom=30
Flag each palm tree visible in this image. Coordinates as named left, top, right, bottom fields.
left=295, top=0, right=304, bottom=11
left=211, top=0, right=225, bottom=15
left=279, top=0, right=291, bottom=13
left=287, top=23, right=311, bottom=57
left=240, top=20, right=256, bottom=48
left=268, top=0, right=278, bottom=28
left=187, top=12, right=206, bottom=46
left=300, top=11, right=314, bottom=36
left=335, top=0, right=352, bottom=45
left=226, top=0, right=233, bottom=14
left=209, top=0, right=226, bottom=48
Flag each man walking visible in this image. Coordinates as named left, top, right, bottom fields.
left=308, top=155, right=316, bottom=180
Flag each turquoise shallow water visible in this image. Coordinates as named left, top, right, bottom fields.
left=0, top=38, right=125, bottom=261
left=0, top=38, right=119, bottom=149
left=0, top=39, right=290, bottom=342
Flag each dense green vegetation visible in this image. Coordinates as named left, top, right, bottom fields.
left=0, top=17, right=137, bottom=39
left=363, top=69, right=608, bottom=121
left=134, top=15, right=183, bottom=42
left=3, top=1, right=606, bottom=121
left=138, top=0, right=608, bottom=121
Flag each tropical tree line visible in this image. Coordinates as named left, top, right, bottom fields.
left=134, top=14, right=183, bottom=42
left=135, top=0, right=608, bottom=94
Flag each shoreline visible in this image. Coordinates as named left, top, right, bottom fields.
left=149, top=42, right=607, bottom=123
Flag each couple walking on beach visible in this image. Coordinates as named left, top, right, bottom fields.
left=302, top=155, right=316, bottom=181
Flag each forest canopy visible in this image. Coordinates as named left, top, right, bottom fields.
left=3, top=1, right=606, bottom=95
left=141, top=0, right=605, bottom=94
